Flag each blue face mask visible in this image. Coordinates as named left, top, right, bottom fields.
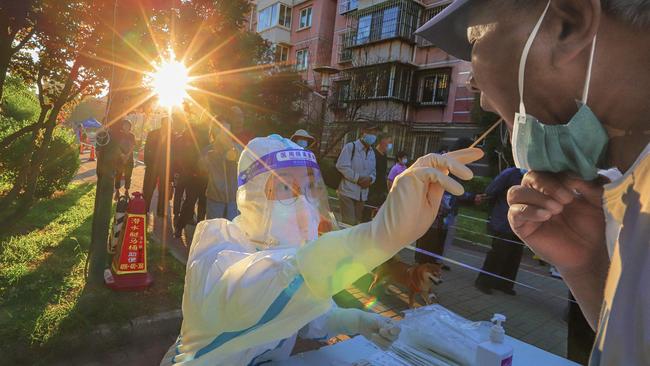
left=296, top=140, right=309, bottom=148
left=363, top=134, right=377, bottom=146
left=511, top=0, right=608, bottom=181
left=386, top=143, right=393, bottom=153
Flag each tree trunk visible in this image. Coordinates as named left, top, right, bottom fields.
left=19, top=117, right=57, bottom=205
left=88, top=66, right=142, bottom=285
left=0, top=46, right=12, bottom=104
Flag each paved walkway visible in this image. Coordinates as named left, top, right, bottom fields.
left=72, top=152, right=571, bottom=363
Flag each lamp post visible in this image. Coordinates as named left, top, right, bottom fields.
left=312, top=65, right=339, bottom=156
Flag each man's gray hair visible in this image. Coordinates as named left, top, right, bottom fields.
left=602, top=0, right=650, bottom=27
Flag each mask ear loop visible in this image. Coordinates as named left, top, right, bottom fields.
left=581, top=35, right=597, bottom=104
left=517, top=0, right=551, bottom=116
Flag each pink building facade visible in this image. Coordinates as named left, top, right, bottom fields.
left=250, top=0, right=481, bottom=161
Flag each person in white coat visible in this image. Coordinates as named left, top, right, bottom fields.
left=161, top=134, right=483, bottom=365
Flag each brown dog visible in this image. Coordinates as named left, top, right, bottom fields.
left=369, top=258, right=443, bottom=308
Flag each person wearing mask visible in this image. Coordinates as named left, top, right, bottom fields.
left=474, top=167, right=525, bottom=295
left=362, top=134, right=392, bottom=222
left=335, top=125, right=378, bottom=225
left=174, top=123, right=211, bottom=238
left=201, top=123, right=241, bottom=221
left=290, top=129, right=316, bottom=151
left=387, top=151, right=409, bottom=189
left=160, top=134, right=483, bottom=365
left=112, top=119, right=136, bottom=200
left=143, top=117, right=173, bottom=216
left=417, top=1, right=650, bottom=364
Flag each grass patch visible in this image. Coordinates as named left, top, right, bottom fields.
left=0, top=183, right=185, bottom=365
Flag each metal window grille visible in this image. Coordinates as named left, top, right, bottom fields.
left=415, top=4, right=449, bottom=47
left=348, top=63, right=412, bottom=102
left=338, top=32, right=353, bottom=63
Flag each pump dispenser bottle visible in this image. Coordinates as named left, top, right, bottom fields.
left=475, top=314, right=513, bottom=366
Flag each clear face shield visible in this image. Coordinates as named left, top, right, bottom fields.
left=237, top=149, right=337, bottom=248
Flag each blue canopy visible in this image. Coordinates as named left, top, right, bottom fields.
left=80, top=118, right=102, bottom=129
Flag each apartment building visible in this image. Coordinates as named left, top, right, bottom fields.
left=249, top=0, right=482, bottom=163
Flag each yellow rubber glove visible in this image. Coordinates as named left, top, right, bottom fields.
left=297, top=148, right=484, bottom=298
left=325, top=308, right=401, bottom=349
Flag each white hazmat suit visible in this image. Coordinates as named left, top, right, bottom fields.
left=162, top=135, right=483, bottom=365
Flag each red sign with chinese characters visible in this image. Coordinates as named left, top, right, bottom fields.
left=112, top=214, right=147, bottom=274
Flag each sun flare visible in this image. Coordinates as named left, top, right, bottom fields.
left=149, top=59, right=189, bottom=107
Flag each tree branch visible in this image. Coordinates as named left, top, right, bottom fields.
left=0, top=123, right=41, bottom=151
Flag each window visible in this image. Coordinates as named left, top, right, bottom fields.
left=299, top=7, right=312, bottom=29
left=420, top=70, right=451, bottom=105
left=276, top=44, right=289, bottom=62
left=339, top=0, right=358, bottom=14
left=296, top=49, right=309, bottom=70
left=381, top=6, right=399, bottom=38
left=356, top=14, right=372, bottom=44
left=257, top=6, right=272, bottom=31
left=257, top=3, right=291, bottom=32
left=278, top=4, right=291, bottom=28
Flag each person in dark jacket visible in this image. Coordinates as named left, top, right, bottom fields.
left=112, top=119, right=136, bottom=200
left=174, top=123, right=211, bottom=238
left=362, top=134, right=392, bottom=222
left=143, top=117, right=173, bottom=216
left=475, top=167, right=525, bottom=295
left=171, top=124, right=187, bottom=221
left=201, top=124, right=241, bottom=220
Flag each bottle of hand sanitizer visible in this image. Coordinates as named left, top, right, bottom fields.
left=475, top=314, right=513, bottom=366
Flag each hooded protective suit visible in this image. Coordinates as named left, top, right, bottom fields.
left=162, top=134, right=483, bottom=365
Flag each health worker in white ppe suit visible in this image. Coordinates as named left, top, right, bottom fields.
left=161, top=134, right=483, bottom=365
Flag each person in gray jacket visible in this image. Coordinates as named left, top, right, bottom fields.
left=335, top=125, right=378, bottom=225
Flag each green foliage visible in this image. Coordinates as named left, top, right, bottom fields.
left=67, top=97, right=106, bottom=123
left=0, top=127, right=80, bottom=199
left=246, top=70, right=305, bottom=137
left=1, top=76, right=39, bottom=123
left=461, top=175, right=492, bottom=195
left=319, top=157, right=341, bottom=189
left=36, top=128, right=80, bottom=198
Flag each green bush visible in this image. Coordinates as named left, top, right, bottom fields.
left=462, top=175, right=492, bottom=194
left=36, top=128, right=80, bottom=198
left=0, top=127, right=80, bottom=199
left=319, top=157, right=341, bottom=189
